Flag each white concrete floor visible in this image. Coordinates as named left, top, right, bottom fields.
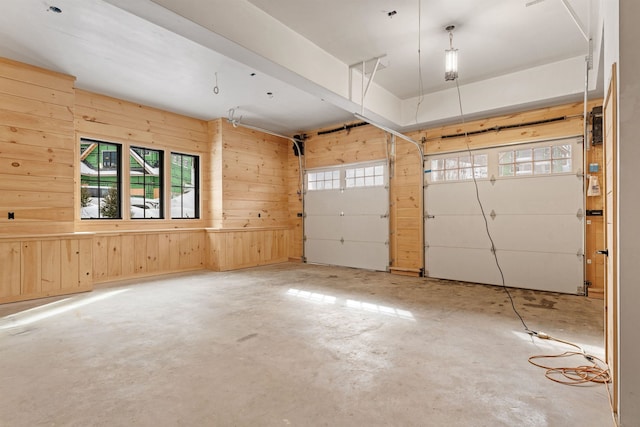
left=0, top=263, right=613, bottom=426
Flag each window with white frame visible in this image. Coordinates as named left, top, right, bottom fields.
left=345, top=165, right=384, bottom=188
left=431, top=154, right=488, bottom=182
left=499, top=143, right=572, bottom=177
left=307, top=170, right=340, bottom=190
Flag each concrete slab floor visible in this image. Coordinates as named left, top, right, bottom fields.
left=0, top=263, right=613, bottom=427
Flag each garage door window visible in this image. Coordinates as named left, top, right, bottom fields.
left=431, top=154, right=488, bottom=182
left=307, top=170, right=340, bottom=190
left=499, top=143, right=572, bottom=177
left=345, top=165, right=384, bottom=188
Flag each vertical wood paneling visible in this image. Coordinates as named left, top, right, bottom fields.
left=93, top=236, right=108, bottom=281
left=1, top=235, right=93, bottom=304
left=120, top=235, right=136, bottom=277
left=107, top=235, right=122, bottom=278
left=146, top=234, right=160, bottom=273
left=134, top=234, right=147, bottom=273
left=41, top=240, right=61, bottom=292
left=0, top=242, right=21, bottom=297
left=78, top=238, right=93, bottom=287
left=61, top=239, right=80, bottom=288
left=21, top=241, right=41, bottom=294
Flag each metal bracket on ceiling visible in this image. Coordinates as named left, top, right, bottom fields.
left=349, top=55, right=387, bottom=114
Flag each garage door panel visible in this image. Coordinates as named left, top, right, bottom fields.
left=305, top=215, right=342, bottom=240
left=498, top=251, right=582, bottom=294
left=426, top=215, right=490, bottom=249
left=343, top=187, right=388, bottom=214
left=486, top=177, right=582, bottom=214
left=426, top=182, right=492, bottom=215
left=427, top=247, right=501, bottom=285
left=341, top=241, right=388, bottom=271
left=489, top=215, right=582, bottom=253
left=305, top=239, right=344, bottom=267
left=305, top=190, right=341, bottom=214
left=342, top=216, right=388, bottom=242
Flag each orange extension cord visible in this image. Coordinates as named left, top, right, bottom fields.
left=528, top=332, right=618, bottom=426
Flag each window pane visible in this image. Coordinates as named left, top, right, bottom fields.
left=445, top=169, right=459, bottom=180
left=534, top=147, right=551, bottom=161
left=516, top=149, right=532, bottom=162
left=516, top=162, right=533, bottom=175
left=355, top=168, right=365, bottom=178
left=499, top=165, right=514, bottom=177
left=356, top=177, right=365, bottom=186
left=374, top=176, right=384, bottom=186
left=365, top=176, right=374, bottom=186
left=130, top=146, right=163, bottom=219
left=458, top=155, right=472, bottom=168
left=534, top=161, right=551, bottom=175
left=474, top=166, right=488, bottom=178
left=375, top=165, right=384, bottom=175
left=345, top=169, right=354, bottom=178
left=552, top=159, right=572, bottom=173
left=499, top=151, right=514, bottom=164
left=171, top=152, right=199, bottom=219
left=553, top=144, right=572, bottom=159
left=431, top=171, right=444, bottom=182
left=445, top=158, right=458, bottom=169
left=332, top=170, right=340, bottom=179
left=474, top=155, right=488, bottom=166
left=432, top=159, right=445, bottom=170
left=80, top=139, right=121, bottom=219
left=365, top=167, right=374, bottom=176
left=460, top=167, right=473, bottom=180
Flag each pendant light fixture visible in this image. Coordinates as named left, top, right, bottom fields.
left=445, top=25, right=458, bottom=81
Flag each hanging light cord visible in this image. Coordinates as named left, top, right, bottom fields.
left=453, top=79, right=530, bottom=333
left=415, top=0, right=424, bottom=124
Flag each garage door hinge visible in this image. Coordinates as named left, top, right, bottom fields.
left=490, top=175, right=496, bottom=185
left=576, top=169, right=585, bottom=179
left=490, top=210, right=497, bottom=220
left=303, top=235, right=307, bottom=241
left=577, top=249, right=584, bottom=258
left=340, top=237, right=344, bottom=244
left=576, top=208, right=584, bottom=219
left=385, top=240, right=389, bottom=246
left=380, top=212, right=389, bottom=219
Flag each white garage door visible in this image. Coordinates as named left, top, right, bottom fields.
left=425, top=137, right=584, bottom=294
left=305, top=161, right=389, bottom=271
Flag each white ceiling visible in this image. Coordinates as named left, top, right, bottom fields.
left=0, top=0, right=600, bottom=135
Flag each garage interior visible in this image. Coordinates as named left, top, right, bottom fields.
left=0, top=0, right=638, bottom=426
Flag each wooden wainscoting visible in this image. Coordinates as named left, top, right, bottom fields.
left=205, top=227, right=289, bottom=271
left=0, top=233, right=93, bottom=304
left=91, top=229, right=205, bottom=283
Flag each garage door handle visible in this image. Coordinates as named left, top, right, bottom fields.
left=596, top=249, right=609, bottom=256
left=426, top=215, right=435, bottom=219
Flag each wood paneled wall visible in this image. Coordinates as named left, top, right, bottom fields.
left=206, top=227, right=288, bottom=271
left=0, top=233, right=93, bottom=304
left=586, top=143, right=605, bottom=298
left=0, top=58, right=76, bottom=235
left=422, top=101, right=599, bottom=154
left=92, top=229, right=204, bottom=283
left=211, top=120, right=289, bottom=229
left=74, top=89, right=209, bottom=231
